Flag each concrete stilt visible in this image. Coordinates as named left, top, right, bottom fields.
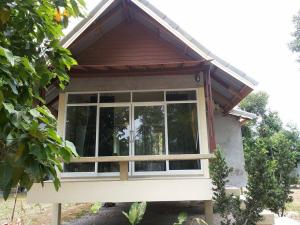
left=204, top=200, right=214, bottom=225
left=52, top=203, right=61, bottom=225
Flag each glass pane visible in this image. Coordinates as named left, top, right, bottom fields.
left=169, top=160, right=201, bottom=170
left=98, top=107, right=130, bottom=173
left=166, top=91, right=196, bottom=101
left=167, top=103, right=200, bottom=170
left=64, top=163, right=95, bottom=172
left=100, top=92, right=130, bottom=103
left=68, top=93, right=97, bottom=103
left=134, top=105, right=166, bottom=172
left=64, top=106, right=97, bottom=172
left=132, top=92, right=164, bottom=102
left=135, top=161, right=166, bottom=172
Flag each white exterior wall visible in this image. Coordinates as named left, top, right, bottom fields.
left=27, top=178, right=213, bottom=203
left=29, top=75, right=247, bottom=203
left=214, top=111, right=247, bottom=187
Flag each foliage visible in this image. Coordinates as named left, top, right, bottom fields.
left=242, top=140, right=275, bottom=224
left=209, top=147, right=236, bottom=225
left=0, top=0, right=85, bottom=200
left=239, top=91, right=268, bottom=117
left=290, top=10, right=300, bottom=62
left=122, top=202, right=147, bottom=225
left=173, top=212, right=187, bottom=225
left=210, top=147, right=268, bottom=225
left=267, top=133, right=298, bottom=216
left=240, top=91, right=300, bottom=216
left=122, top=202, right=196, bottom=225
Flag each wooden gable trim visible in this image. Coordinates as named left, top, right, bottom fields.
left=70, top=60, right=208, bottom=77
left=224, top=85, right=253, bottom=114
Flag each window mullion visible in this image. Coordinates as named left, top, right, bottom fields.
left=164, top=99, right=169, bottom=172
left=95, top=106, right=100, bottom=174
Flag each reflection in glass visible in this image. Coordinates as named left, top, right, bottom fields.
left=134, top=105, right=166, bottom=171
left=98, top=107, right=130, bottom=172
left=68, top=94, right=97, bottom=103
left=64, top=106, right=97, bottom=172
left=167, top=103, right=200, bottom=170
left=166, top=91, right=196, bottom=101
left=132, top=92, right=164, bottom=102
left=100, top=92, right=130, bottom=103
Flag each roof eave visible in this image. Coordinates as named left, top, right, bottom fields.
left=229, top=108, right=257, bottom=120
left=60, top=0, right=115, bottom=48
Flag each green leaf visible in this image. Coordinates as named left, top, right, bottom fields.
left=65, top=140, right=78, bottom=157
left=7, top=81, right=18, bottom=94
left=0, top=8, right=10, bottom=25
left=123, top=202, right=147, bottom=225
left=70, top=0, right=80, bottom=16
left=3, top=102, right=15, bottom=114
left=77, top=0, right=86, bottom=7
left=174, top=212, right=187, bottom=225
left=30, top=108, right=41, bottom=118
left=0, top=90, right=4, bottom=110
left=0, top=46, right=14, bottom=66
left=53, top=176, right=61, bottom=191
left=90, top=202, right=102, bottom=214
left=22, top=57, right=36, bottom=73
left=37, top=106, right=56, bottom=120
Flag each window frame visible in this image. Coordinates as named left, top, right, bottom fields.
left=61, top=88, right=204, bottom=178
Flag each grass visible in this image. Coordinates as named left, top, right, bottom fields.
left=0, top=193, right=92, bottom=225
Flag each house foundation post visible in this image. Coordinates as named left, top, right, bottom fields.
left=204, top=200, right=213, bottom=225
left=52, top=203, right=61, bottom=225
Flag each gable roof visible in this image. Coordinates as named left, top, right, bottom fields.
left=62, top=0, right=258, bottom=89
left=58, top=0, right=258, bottom=113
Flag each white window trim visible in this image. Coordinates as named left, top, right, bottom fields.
left=61, top=88, right=206, bottom=178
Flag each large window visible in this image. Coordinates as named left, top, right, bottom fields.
left=64, top=105, right=97, bottom=172
left=63, top=90, right=201, bottom=175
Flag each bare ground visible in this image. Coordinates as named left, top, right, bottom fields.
left=0, top=194, right=92, bottom=225
left=64, top=201, right=208, bottom=225
left=2, top=189, right=300, bottom=225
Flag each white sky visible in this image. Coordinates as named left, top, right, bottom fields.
left=72, top=0, right=300, bottom=127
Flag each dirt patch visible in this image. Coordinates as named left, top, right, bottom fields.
left=64, top=202, right=210, bottom=225
left=286, top=188, right=300, bottom=221
left=0, top=194, right=92, bottom=225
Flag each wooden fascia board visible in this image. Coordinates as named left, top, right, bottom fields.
left=69, top=3, right=123, bottom=50
left=224, top=86, right=253, bottom=114
left=211, top=72, right=242, bottom=100
left=62, top=0, right=115, bottom=48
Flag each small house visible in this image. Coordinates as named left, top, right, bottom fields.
left=28, top=1, right=257, bottom=224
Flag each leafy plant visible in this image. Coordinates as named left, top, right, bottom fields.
left=173, top=212, right=187, bottom=225
left=240, top=92, right=300, bottom=216
left=209, top=147, right=239, bottom=225
left=122, top=202, right=147, bottom=225
left=210, top=147, right=268, bottom=225
left=0, top=0, right=85, bottom=200
left=265, top=133, right=298, bottom=216
left=90, top=202, right=102, bottom=214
